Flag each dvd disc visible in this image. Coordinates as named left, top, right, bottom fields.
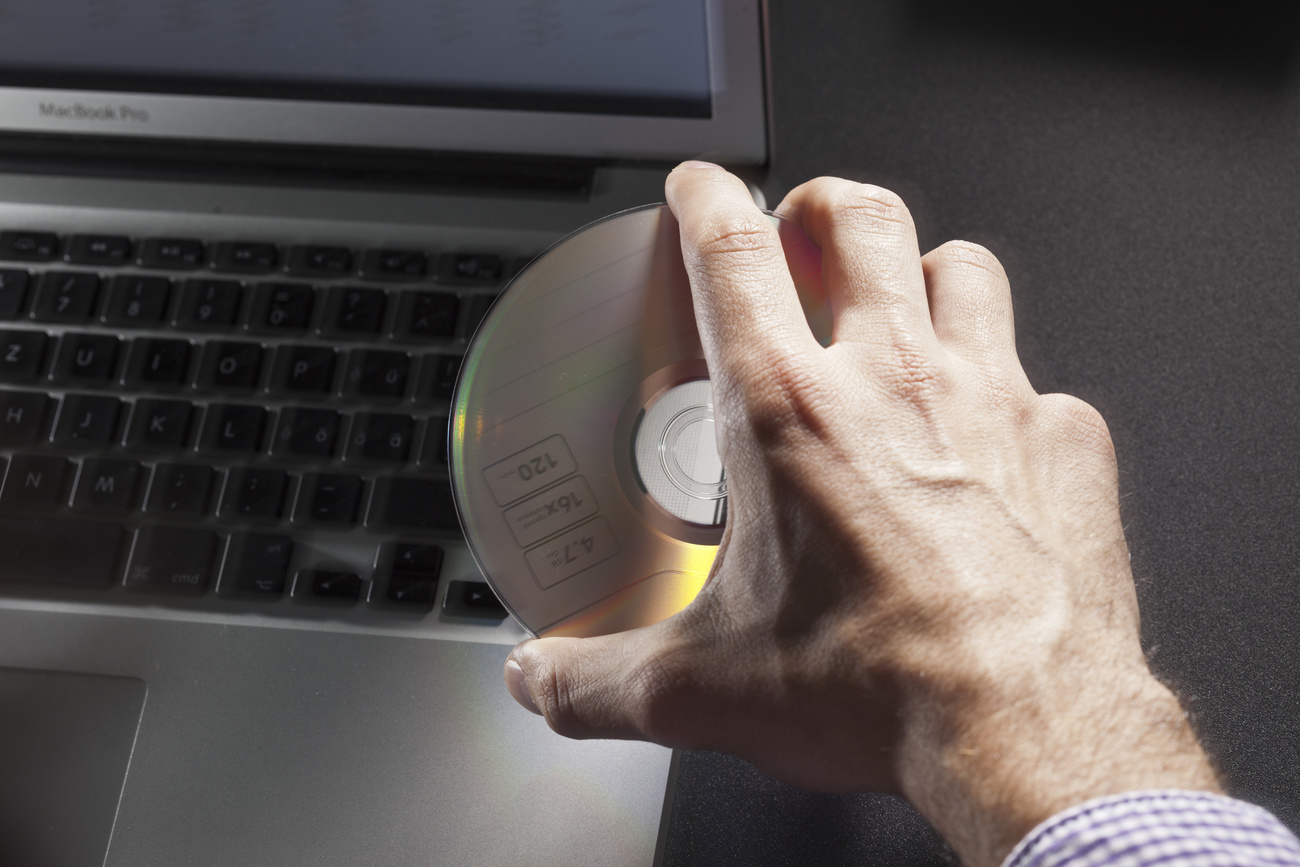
left=451, top=204, right=826, bottom=638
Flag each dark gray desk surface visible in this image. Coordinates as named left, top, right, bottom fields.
left=661, top=2, right=1300, bottom=864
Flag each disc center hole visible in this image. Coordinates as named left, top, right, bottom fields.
left=633, top=380, right=726, bottom=527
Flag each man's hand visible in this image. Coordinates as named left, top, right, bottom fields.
left=504, top=164, right=1220, bottom=866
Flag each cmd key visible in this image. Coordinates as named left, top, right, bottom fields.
left=122, top=526, right=217, bottom=594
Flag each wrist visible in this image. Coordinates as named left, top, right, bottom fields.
left=895, top=658, right=1221, bottom=867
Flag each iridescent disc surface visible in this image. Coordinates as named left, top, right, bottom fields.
left=451, top=204, right=826, bottom=637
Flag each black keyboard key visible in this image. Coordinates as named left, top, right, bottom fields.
left=406, top=291, right=460, bottom=338
left=213, top=241, right=278, bottom=274
left=220, top=467, right=289, bottom=520
left=463, top=293, right=499, bottom=338
left=438, top=252, right=504, bottom=284
left=252, top=283, right=315, bottom=332
left=385, top=573, right=439, bottom=609
left=53, top=333, right=121, bottom=383
left=0, top=329, right=48, bottom=383
left=124, top=399, right=194, bottom=451
left=297, top=473, right=363, bottom=524
left=139, top=238, right=206, bottom=270
left=347, top=413, right=414, bottom=464
left=53, top=394, right=122, bottom=445
left=385, top=574, right=439, bottom=609
left=32, top=271, right=101, bottom=323
left=382, top=541, right=443, bottom=610
left=72, top=458, right=143, bottom=513
left=0, top=391, right=51, bottom=445
left=144, top=463, right=214, bottom=518
left=279, top=345, right=336, bottom=393
left=104, top=275, right=171, bottom=325
left=178, top=279, right=243, bottom=330
left=220, top=533, right=293, bottom=597
left=391, top=542, right=444, bottom=579
left=418, top=415, right=450, bottom=467
left=0, top=454, right=70, bottom=511
left=0, top=269, right=31, bottom=319
left=289, top=245, right=353, bottom=277
left=273, top=408, right=341, bottom=459
left=425, top=354, right=461, bottom=400
left=67, top=234, right=133, bottom=266
left=331, top=287, right=387, bottom=334
left=126, top=338, right=193, bottom=387
left=296, top=570, right=361, bottom=603
left=200, top=341, right=264, bottom=391
left=0, top=517, right=124, bottom=586
left=375, top=477, right=458, bottom=531
left=443, top=580, right=509, bottom=621
left=507, top=254, right=537, bottom=280
left=362, top=248, right=427, bottom=280
left=200, top=403, right=267, bottom=453
left=346, top=350, right=410, bottom=399
left=123, top=525, right=217, bottom=594
left=0, top=231, right=59, bottom=262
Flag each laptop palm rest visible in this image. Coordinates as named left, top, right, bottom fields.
left=0, top=668, right=146, bottom=867
left=0, top=608, right=673, bottom=866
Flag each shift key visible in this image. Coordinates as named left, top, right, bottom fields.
left=123, top=526, right=217, bottom=594
left=0, top=518, right=125, bottom=586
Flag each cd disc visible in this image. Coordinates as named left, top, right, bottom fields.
left=450, top=204, right=826, bottom=638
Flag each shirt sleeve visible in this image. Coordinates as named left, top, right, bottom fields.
left=1001, top=790, right=1300, bottom=867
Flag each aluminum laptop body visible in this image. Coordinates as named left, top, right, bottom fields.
left=0, top=3, right=770, bottom=865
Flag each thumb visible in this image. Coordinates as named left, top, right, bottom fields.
left=503, top=626, right=690, bottom=743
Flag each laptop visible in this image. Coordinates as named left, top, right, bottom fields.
left=0, top=3, right=770, bottom=865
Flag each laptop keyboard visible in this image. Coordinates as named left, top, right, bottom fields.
left=0, top=228, right=531, bottom=631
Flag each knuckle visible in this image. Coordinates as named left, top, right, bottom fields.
left=530, top=655, right=588, bottom=739
left=930, top=239, right=1008, bottom=283
left=832, top=183, right=915, bottom=236
left=526, top=632, right=706, bottom=745
left=626, top=650, right=695, bottom=743
left=1037, top=393, right=1117, bottom=462
left=688, top=213, right=781, bottom=277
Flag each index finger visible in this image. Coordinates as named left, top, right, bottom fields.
left=665, top=162, right=821, bottom=387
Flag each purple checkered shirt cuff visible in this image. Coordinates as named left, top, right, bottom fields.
left=1000, top=790, right=1300, bottom=867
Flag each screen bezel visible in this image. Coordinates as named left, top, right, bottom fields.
left=0, top=0, right=768, bottom=165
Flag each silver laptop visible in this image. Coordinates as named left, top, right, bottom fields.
left=0, top=3, right=770, bottom=865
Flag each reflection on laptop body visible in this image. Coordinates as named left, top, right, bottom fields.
left=0, top=2, right=769, bottom=865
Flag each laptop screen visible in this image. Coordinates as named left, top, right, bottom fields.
left=0, top=0, right=767, bottom=163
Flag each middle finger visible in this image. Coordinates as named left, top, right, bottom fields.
left=776, top=178, right=935, bottom=349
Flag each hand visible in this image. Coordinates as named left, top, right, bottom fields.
left=504, top=164, right=1220, bottom=866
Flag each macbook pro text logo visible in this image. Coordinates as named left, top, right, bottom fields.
left=38, top=102, right=151, bottom=123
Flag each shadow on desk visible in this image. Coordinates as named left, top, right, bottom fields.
left=908, top=0, right=1300, bottom=84
left=662, top=751, right=956, bottom=866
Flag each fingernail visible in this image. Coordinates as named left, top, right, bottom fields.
left=677, top=160, right=723, bottom=171
left=505, top=657, right=541, bottom=715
